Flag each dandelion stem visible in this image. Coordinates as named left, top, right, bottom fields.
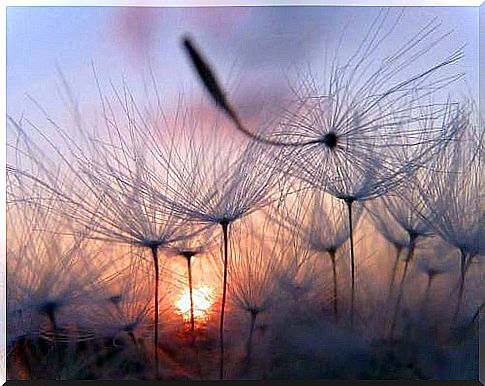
left=329, top=249, right=338, bottom=321
left=345, top=197, right=355, bottom=329
left=244, top=310, right=258, bottom=375
left=458, top=248, right=467, bottom=299
left=388, top=245, right=402, bottom=301
left=389, top=258, right=409, bottom=338
left=150, top=246, right=160, bottom=379
left=40, top=302, right=62, bottom=373
left=452, top=248, right=468, bottom=323
left=467, top=301, right=484, bottom=331
left=186, top=255, right=195, bottom=335
left=219, top=220, right=230, bottom=380
left=425, top=274, right=433, bottom=301
left=389, top=236, right=416, bottom=338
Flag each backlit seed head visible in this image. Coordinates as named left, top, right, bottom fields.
left=321, top=132, right=338, bottom=149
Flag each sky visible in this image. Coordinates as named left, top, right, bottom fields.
left=6, top=6, right=480, bottom=130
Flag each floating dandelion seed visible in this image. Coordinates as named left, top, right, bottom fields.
left=182, top=11, right=463, bottom=330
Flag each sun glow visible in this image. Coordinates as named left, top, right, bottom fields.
left=176, top=286, right=213, bottom=322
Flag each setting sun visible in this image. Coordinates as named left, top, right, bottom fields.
left=176, top=286, right=214, bottom=322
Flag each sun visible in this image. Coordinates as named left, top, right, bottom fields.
left=176, top=286, right=213, bottom=322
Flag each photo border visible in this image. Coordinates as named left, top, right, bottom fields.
left=2, top=1, right=483, bottom=384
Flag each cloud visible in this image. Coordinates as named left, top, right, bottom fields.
left=109, top=8, right=163, bottom=66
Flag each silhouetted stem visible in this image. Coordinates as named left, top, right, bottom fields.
left=128, top=331, right=137, bottom=347
left=186, top=256, right=195, bottom=334
left=345, top=198, right=355, bottom=329
left=388, top=245, right=402, bottom=301
left=184, top=255, right=203, bottom=378
left=467, top=301, right=484, bottom=331
left=419, top=274, right=436, bottom=319
left=329, top=250, right=338, bottom=321
left=219, top=221, right=229, bottom=380
left=452, top=249, right=468, bottom=323
left=47, top=311, right=57, bottom=333
left=389, top=258, right=409, bottom=338
left=150, top=246, right=160, bottom=378
left=424, top=274, right=433, bottom=301
left=44, top=306, right=62, bottom=374
left=458, top=248, right=467, bottom=299
left=244, top=311, right=258, bottom=374
left=389, top=236, right=416, bottom=338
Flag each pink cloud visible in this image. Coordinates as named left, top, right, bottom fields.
left=109, top=8, right=162, bottom=66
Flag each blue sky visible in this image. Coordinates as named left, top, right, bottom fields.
left=7, top=6, right=480, bottom=124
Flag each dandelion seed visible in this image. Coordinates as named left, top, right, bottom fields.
left=182, top=12, right=464, bottom=331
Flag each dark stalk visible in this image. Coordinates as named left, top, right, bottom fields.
left=466, top=301, right=484, bottom=331
left=344, top=197, right=355, bottom=329
left=42, top=303, right=62, bottom=375
left=243, top=310, right=258, bottom=375
left=181, top=251, right=203, bottom=377
left=419, top=273, right=435, bottom=320
left=452, top=248, right=468, bottom=323
left=388, top=245, right=402, bottom=301
left=185, top=254, right=195, bottom=334
left=389, top=233, right=417, bottom=338
left=424, top=274, right=434, bottom=301
left=219, top=220, right=230, bottom=380
left=328, top=249, right=338, bottom=321
left=150, top=246, right=160, bottom=378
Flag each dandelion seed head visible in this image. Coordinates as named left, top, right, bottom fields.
left=38, top=300, right=61, bottom=319
left=109, top=294, right=122, bottom=305
left=179, top=250, right=196, bottom=259
left=140, top=239, right=165, bottom=249
left=122, top=321, right=139, bottom=333
left=320, top=131, right=338, bottom=149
